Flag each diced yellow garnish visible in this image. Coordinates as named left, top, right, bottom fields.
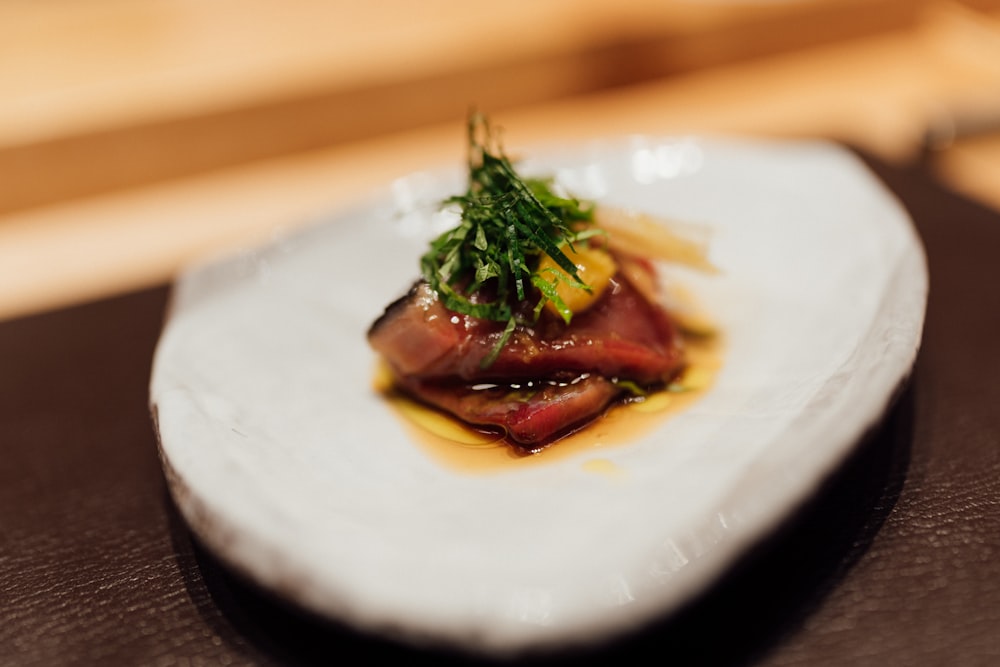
left=537, top=245, right=617, bottom=316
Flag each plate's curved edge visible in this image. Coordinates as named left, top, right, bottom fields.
left=674, top=231, right=928, bottom=615
left=575, top=143, right=930, bottom=644
left=694, top=142, right=929, bottom=568
left=150, top=398, right=522, bottom=656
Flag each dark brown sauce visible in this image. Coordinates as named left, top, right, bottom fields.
left=375, top=334, right=724, bottom=475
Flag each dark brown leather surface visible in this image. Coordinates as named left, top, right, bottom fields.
left=2, top=152, right=999, bottom=666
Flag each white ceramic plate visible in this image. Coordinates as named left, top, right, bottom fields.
left=150, top=136, right=927, bottom=655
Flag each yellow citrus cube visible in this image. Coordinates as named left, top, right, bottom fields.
left=537, top=245, right=617, bottom=316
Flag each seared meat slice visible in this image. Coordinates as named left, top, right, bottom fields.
left=368, top=263, right=684, bottom=448
left=369, top=270, right=682, bottom=386
left=395, top=373, right=622, bottom=448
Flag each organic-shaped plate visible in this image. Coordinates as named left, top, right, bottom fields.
left=150, top=136, right=927, bottom=655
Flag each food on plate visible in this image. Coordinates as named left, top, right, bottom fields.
left=368, top=113, right=716, bottom=450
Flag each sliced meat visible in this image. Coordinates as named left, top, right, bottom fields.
left=367, top=282, right=464, bottom=378
left=369, top=271, right=682, bottom=386
left=396, top=373, right=622, bottom=449
left=368, top=261, right=684, bottom=448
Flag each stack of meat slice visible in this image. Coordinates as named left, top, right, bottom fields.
left=368, top=258, right=684, bottom=450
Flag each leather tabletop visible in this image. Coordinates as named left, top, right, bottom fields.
left=2, top=151, right=998, bottom=665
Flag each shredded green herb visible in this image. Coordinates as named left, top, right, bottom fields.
left=420, top=112, right=598, bottom=366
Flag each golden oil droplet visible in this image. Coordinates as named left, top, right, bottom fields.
left=632, top=392, right=673, bottom=413
left=372, top=361, right=395, bottom=393
left=581, top=458, right=625, bottom=478
left=678, top=366, right=712, bottom=391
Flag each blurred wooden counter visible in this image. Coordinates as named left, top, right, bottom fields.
left=0, top=0, right=920, bottom=213
left=2, top=0, right=1000, bottom=322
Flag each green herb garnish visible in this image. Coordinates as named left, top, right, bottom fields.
left=420, top=112, right=598, bottom=366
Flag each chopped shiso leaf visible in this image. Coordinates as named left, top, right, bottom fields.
left=420, top=113, right=599, bottom=365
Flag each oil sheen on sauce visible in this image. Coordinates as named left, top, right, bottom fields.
left=373, top=333, right=723, bottom=475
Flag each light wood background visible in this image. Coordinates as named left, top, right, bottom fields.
left=3, top=0, right=1000, bottom=321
